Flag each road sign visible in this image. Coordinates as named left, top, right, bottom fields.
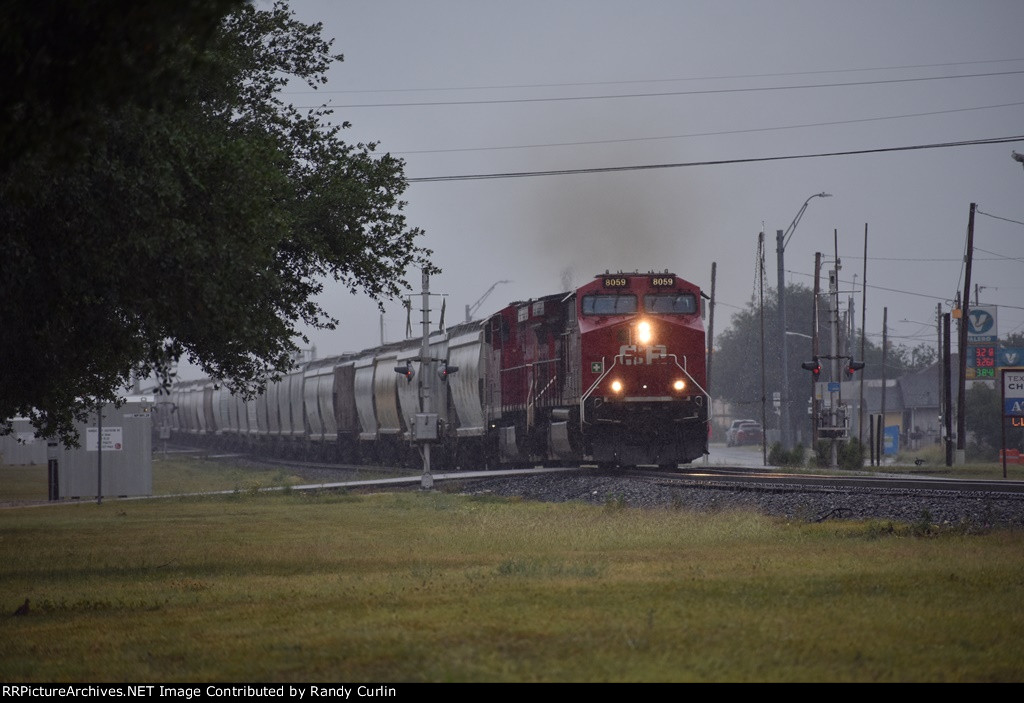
left=1005, top=368, right=1024, bottom=416
left=1001, top=367, right=1024, bottom=478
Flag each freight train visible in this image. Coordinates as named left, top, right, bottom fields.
left=168, top=271, right=710, bottom=469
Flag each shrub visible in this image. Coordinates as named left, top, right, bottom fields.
left=814, top=438, right=866, bottom=470
left=769, top=442, right=805, bottom=467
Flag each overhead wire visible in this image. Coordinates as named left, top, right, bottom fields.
left=975, top=246, right=1024, bottom=264
left=977, top=209, right=1024, bottom=227
left=406, top=135, right=1024, bottom=182
left=309, top=70, right=1024, bottom=109
left=788, top=268, right=1024, bottom=313
left=286, top=57, right=1024, bottom=95
left=392, top=101, right=1024, bottom=155
left=785, top=269, right=954, bottom=304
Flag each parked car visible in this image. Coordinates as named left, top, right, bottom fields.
left=734, top=421, right=764, bottom=446
left=726, top=419, right=758, bottom=447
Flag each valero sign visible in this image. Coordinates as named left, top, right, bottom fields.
left=967, top=305, right=998, bottom=343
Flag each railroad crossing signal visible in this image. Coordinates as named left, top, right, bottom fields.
left=395, top=361, right=414, bottom=383
left=801, top=358, right=821, bottom=378
left=846, top=360, right=865, bottom=379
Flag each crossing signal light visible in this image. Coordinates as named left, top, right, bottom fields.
left=395, top=361, right=414, bottom=383
left=846, top=360, right=865, bottom=378
left=438, top=363, right=459, bottom=380
left=801, top=358, right=821, bottom=378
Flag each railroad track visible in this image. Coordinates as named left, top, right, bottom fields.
left=194, top=447, right=1024, bottom=499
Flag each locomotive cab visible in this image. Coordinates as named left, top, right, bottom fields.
left=578, top=272, right=709, bottom=467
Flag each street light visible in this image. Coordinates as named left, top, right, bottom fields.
left=465, top=280, right=512, bottom=322
left=777, top=192, right=832, bottom=450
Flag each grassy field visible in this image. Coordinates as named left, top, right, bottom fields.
left=1, top=470, right=1023, bottom=681
left=0, top=453, right=407, bottom=501
left=720, top=441, right=1024, bottom=480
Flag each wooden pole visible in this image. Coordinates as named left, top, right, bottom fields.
left=957, top=203, right=976, bottom=462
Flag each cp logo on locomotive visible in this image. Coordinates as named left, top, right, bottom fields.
left=618, top=344, right=668, bottom=365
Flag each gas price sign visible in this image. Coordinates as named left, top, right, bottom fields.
left=974, top=345, right=997, bottom=379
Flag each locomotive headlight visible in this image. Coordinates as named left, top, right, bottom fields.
left=673, top=379, right=686, bottom=392
left=611, top=380, right=623, bottom=393
left=637, top=320, right=653, bottom=345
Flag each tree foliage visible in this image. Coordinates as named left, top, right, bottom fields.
left=1, top=1, right=434, bottom=442
left=964, top=382, right=1023, bottom=459
left=711, top=285, right=817, bottom=434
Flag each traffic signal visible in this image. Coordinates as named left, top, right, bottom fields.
left=395, top=361, right=414, bottom=383
left=801, top=358, right=821, bottom=378
left=846, top=360, right=865, bottom=378
left=438, top=363, right=459, bottom=380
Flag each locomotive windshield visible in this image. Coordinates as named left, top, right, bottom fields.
left=582, top=294, right=637, bottom=315
left=644, top=293, right=697, bottom=314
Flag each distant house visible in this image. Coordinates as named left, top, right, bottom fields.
left=713, top=356, right=972, bottom=450
left=837, top=357, right=960, bottom=450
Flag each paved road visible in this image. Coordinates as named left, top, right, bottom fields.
left=703, top=442, right=769, bottom=467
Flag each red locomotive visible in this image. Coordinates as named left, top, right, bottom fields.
left=170, top=270, right=710, bottom=469
left=486, top=271, right=709, bottom=467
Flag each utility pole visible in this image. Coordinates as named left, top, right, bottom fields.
left=937, top=302, right=943, bottom=452
left=881, top=307, right=888, bottom=462
left=956, top=202, right=976, bottom=465
left=96, top=401, right=103, bottom=505
left=776, top=228, right=791, bottom=451
left=859, top=224, right=868, bottom=445
left=828, top=231, right=842, bottom=468
left=707, top=262, right=717, bottom=391
left=944, top=313, right=953, bottom=466
left=812, top=252, right=821, bottom=446
left=776, top=192, right=832, bottom=451
left=758, top=233, right=768, bottom=466
left=419, top=269, right=434, bottom=489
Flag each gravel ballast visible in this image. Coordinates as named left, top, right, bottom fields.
left=453, top=472, right=1024, bottom=529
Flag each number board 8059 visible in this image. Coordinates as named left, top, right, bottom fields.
left=602, top=276, right=629, bottom=288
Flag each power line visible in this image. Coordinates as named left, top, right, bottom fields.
left=841, top=256, right=1004, bottom=262
left=393, top=101, right=1024, bottom=155
left=790, top=267, right=1024, bottom=313
left=978, top=209, right=1024, bottom=227
left=406, top=135, right=1024, bottom=183
left=312, top=70, right=1024, bottom=109
left=975, top=246, right=1024, bottom=264
left=786, top=268, right=953, bottom=304
left=287, top=57, right=1024, bottom=95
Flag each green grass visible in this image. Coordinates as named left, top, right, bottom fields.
left=1, top=487, right=1023, bottom=682
left=0, top=465, right=49, bottom=500
left=0, top=455, right=404, bottom=501
left=712, top=441, right=1024, bottom=479
left=886, top=443, right=1024, bottom=479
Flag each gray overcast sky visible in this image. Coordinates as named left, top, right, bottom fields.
left=232, top=1, right=1024, bottom=370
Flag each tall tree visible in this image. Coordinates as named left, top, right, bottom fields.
left=1, top=2, right=434, bottom=443
left=711, top=285, right=817, bottom=436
